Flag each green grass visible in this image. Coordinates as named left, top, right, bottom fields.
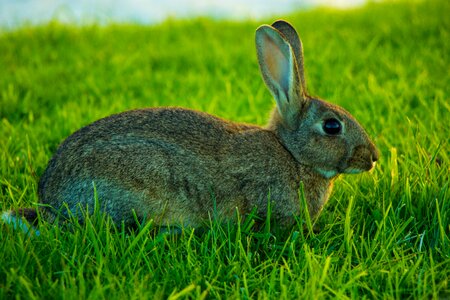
left=1, top=0, right=449, bottom=298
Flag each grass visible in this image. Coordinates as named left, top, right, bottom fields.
left=0, top=0, right=449, bottom=298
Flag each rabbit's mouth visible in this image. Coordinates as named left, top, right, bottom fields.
left=342, top=162, right=376, bottom=174
left=316, top=160, right=375, bottom=179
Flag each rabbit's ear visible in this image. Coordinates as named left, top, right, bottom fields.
left=256, top=25, right=307, bottom=128
left=271, top=20, right=307, bottom=93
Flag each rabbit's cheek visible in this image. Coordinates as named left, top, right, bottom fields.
left=325, top=138, right=350, bottom=169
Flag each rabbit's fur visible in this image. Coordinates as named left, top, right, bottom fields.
left=12, top=20, right=379, bottom=229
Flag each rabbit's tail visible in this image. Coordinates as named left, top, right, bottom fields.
left=1, top=208, right=41, bottom=236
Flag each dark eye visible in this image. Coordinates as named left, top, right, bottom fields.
left=323, top=118, right=342, bottom=135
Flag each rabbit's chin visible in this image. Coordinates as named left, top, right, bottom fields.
left=316, top=161, right=377, bottom=179
left=342, top=161, right=377, bottom=175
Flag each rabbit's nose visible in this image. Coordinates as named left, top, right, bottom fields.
left=371, top=146, right=379, bottom=163
left=368, top=141, right=379, bottom=163
left=372, top=152, right=379, bottom=163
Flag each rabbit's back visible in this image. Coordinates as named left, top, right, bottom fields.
left=38, top=108, right=302, bottom=227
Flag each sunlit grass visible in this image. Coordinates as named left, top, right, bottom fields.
left=0, top=0, right=449, bottom=298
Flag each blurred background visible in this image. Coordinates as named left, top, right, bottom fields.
left=0, top=0, right=370, bottom=27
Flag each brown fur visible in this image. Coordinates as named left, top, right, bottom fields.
left=32, top=20, right=378, bottom=229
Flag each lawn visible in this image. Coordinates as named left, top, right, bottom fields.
left=0, top=0, right=449, bottom=299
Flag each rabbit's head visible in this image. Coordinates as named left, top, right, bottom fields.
left=256, top=20, right=378, bottom=179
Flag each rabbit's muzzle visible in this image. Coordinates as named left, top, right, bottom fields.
left=343, top=144, right=379, bottom=174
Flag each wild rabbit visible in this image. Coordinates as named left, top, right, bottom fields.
left=3, top=20, right=378, bottom=230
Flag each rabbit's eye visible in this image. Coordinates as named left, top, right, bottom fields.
left=323, top=118, right=342, bottom=135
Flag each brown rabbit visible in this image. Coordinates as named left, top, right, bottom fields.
left=3, top=20, right=378, bottom=230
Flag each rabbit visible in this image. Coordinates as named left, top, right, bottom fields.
left=3, top=20, right=378, bottom=231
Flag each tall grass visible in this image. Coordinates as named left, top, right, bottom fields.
left=0, top=0, right=449, bottom=298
